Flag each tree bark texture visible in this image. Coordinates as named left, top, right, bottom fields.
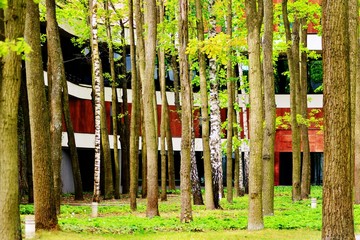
left=105, top=0, right=120, bottom=199
left=208, top=0, right=223, bottom=209
left=89, top=0, right=102, bottom=203
left=246, top=0, right=264, bottom=230
left=300, top=21, right=311, bottom=200
left=143, top=0, right=159, bottom=218
left=191, top=128, right=204, bottom=205
left=46, top=0, right=66, bottom=213
left=129, top=0, right=140, bottom=210
left=262, top=0, right=275, bottom=216
left=179, top=0, right=193, bottom=221
left=226, top=0, right=234, bottom=204
left=322, top=0, right=354, bottom=238
left=238, top=63, right=247, bottom=195
left=0, top=0, right=25, bottom=237
left=25, top=0, right=58, bottom=229
left=62, top=78, right=84, bottom=200
left=195, top=0, right=215, bottom=210
left=282, top=0, right=301, bottom=202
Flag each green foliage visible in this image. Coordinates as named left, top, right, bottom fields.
left=276, top=108, right=323, bottom=131
left=0, top=0, right=7, bottom=9
left=0, top=38, right=32, bottom=59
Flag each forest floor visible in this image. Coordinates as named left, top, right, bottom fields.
left=20, top=186, right=360, bottom=239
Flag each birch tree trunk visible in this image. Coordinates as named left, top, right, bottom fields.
left=262, top=0, right=275, bottom=216
left=0, top=0, right=25, bottom=237
left=245, top=0, right=264, bottom=230
left=208, top=0, right=223, bottom=209
left=89, top=0, right=102, bottom=203
left=195, top=0, right=215, bottom=210
left=322, top=0, right=354, bottom=238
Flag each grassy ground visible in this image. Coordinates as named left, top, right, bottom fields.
left=20, top=186, right=359, bottom=239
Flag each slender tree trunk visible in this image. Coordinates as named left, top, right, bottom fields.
left=25, top=0, right=58, bottom=229
left=322, top=0, right=354, bottom=238
left=20, top=79, right=34, bottom=203
left=90, top=0, right=102, bottom=203
left=208, top=0, right=223, bottom=209
left=234, top=79, right=241, bottom=197
left=246, top=0, right=264, bottom=230
left=300, top=20, right=311, bottom=200
left=0, top=0, right=25, bottom=237
left=129, top=0, right=140, bottom=210
left=141, top=104, right=147, bottom=198
left=46, top=0, right=66, bottom=213
left=262, top=0, right=275, bottom=216
left=62, top=79, right=84, bottom=200
left=195, top=0, right=215, bottom=210
left=171, top=55, right=181, bottom=117
left=225, top=0, right=234, bottom=204
left=237, top=63, right=247, bottom=195
left=179, top=0, right=193, bottom=221
left=166, top=109, right=175, bottom=191
left=282, top=0, right=301, bottom=201
left=104, top=0, right=120, bottom=199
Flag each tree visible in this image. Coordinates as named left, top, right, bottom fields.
left=46, top=0, right=66, bottom=213
left=195, top=0, right=215, bottom=210
left=129, top=0, right=140, bottom=210
left=322, top=0, right=354, bottom=238
left=225, top=0, right=234, bottom=204
left=245, top=0, right=264, bottom=230
left=89, top=0, right=102, bottom=204
left=104, top=0, right=120, bottom=199
left=282, top=0, right=301, bottom=202
left=25, top=0, right=58, bottom=229
left=141, top=0, right=159, bottom=218
left=208, top=0, right=223, bottom=209
left=0, top=0, right=25, bottom=237
left=299, top=19, right=310, bottom=199
left=179, top=0, right=193, bottom=222
left=262, top=0, right=275, bottom=216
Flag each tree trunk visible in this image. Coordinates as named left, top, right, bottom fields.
left=191, top=127, right=204, bottom=205
left=105, top=0, right=120, bottom=199
left=262, top=0, right=275, bottom=216
left=349, top=0, right=358, bottom=203
left=0, top=0, right=25, bottom=237
left=300, top=20, right=311, bottom=200
left=322, top=0, right=354, bottom=238
left=166, top=108, right=176, bottom=191
left=354, top=0, right=360, bottom=204
left=89, top=0, right=102, bottom=204
left=141, top=103, right=148, bottom=198
left=237, top=63, right=247, bottom=195
left=25, top=0, right=58, bottom=229
left=171, top=55, right=181, bottom=117
left=208, top=0, right=223, bottom=209
left=119, top=20, right=131, bottom=195
left=142, top=0, right=159, bottom=218
left=129, top=0, right=140, bottom=210
left=159, top=2, right=167, bottom=201
left=246, top=0, right=264, bottom=230
left=225, top=0, right=234, bottom=204
left=62, top=78, right=84, bottom=201
left=179, top=0, right=193, bottom=221
left=46, top=0, right=66, bottom=213
left=195, top=0, right=215, bottom=210
left=282, top=0, right=301, bottom=202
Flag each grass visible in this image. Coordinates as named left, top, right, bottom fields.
left=19, top=186, right=359, bottom=239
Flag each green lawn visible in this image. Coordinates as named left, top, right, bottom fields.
left=20, top=186, right=360, bottom=239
